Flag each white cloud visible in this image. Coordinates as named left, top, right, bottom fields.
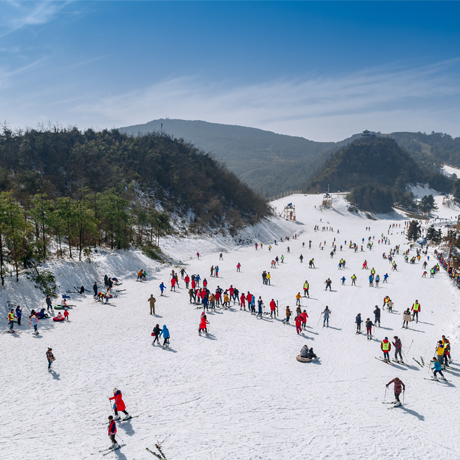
left=71, top=60, right=460, bottom=141
left=0, top=1, right=70, bottom=37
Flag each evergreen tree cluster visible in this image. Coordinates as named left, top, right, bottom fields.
left=0, top=126, right=270, bottom=279
left=305, top=137, right=457, bottom=214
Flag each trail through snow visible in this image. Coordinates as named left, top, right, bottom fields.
left=1, top=194, right=460, bottom=460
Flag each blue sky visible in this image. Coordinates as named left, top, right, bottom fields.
left=1, top=1, right=460, bottom=141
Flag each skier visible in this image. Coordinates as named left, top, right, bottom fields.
left=381, top=337, right=391, bottom=362
left=341, top=276, right=346, bottom=285
left=299, top=254, right=304, bottom=263
left=436, top=340, right=446, bottom=368
left=236, top=263, right=241, bottom=272
left=375, top=274, right=380, bottom=287
left=322, top=306, right=331, bottom=327
left=374, top=305, right=381, bottom=327
left=7, top=309, right=16, bottom=332
left=107, top=416, right=119, bottom=450
left=303, top=280, right=309, bottom=297
left=392, top=336, right=403, bottom=363
left=383, top=273, right=389, bottom=283
left=109, top=389, right=130, bottom=421
left=196, top=252, right=200, bottom=259
left=185, top=275, right=190, bottom=289
left=324, top=278, right=332, bottom=291
left=170, top=277, right=176, bottom=291
left=159, top=282, right=165, bottom=296
left=199, top=316, right=209, bottom=335
left=219, top=253, right=223, bottom=260
left=152, top=324, right=161, bottom=346
left=92, top=283, right=98, bottom=297
left=411, top=300, right=421, bottom=323
left=309, top=259, right=315, bottom=269
left=148, top=295, right=156, bottom=315
left=160, top=325, right=170, bottom=348
left=240, top=293, right=246, bottom=310
left=295, top=292, right=302, bottom=306
left=266, top=272, right=271, bottom=285
left=46, top=348, right=55, bottom=370
left=442, top=335, right=452, bottom=364
left=431, top=357, right=446, bottom=380
left=365, top=318, right=373, bottom=340
left=386, top=378, right=405, bottom=407
left=355, top=313, right=362, bottom=333
left=351, top=274, right=357, bottom=286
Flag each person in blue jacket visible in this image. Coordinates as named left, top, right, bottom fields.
left=431, top=357, right=445, bottom=380
left=15, top=306, right=22, bottom=326
left=160, top=325, right=170, bottom=348
left=341, top=276, right=346, bottom=285
left=195, top=274, right=201, bottom=287
left=159, top=282, right=165, bottom=296
left=383, top=273, right=389, bottom=283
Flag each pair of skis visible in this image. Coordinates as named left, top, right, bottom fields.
left=99, top=444, right=126, bottom=456
left=146, top=443, right=167, bottom=459
left=413, top=356, right=425, bottom=368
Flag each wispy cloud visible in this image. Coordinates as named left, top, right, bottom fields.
left=0, top=1, right=71, bottom=37
left=73, top=60, right=460, bottom=141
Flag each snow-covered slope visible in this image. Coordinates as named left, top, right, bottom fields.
left=2, top=194, right=460, bottom=460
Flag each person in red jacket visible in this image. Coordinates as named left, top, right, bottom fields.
left=199, top=316, right=209, bottom=335
left=185, top=275, right=190, bottom=289
left=191, top=279, right=196, bottom=290
left=240, top=293, right=246, bottom=310
left=295, top=315, right=303, bottom=334
left=300, top=310, right=308, bottom=329
left=269, top=299, right=277, bottom=318
left=170, top=277, right=176, bottom=292
left=107, top=415, right=119, bottom=450
left=109, top=388, right=130, bottom=421
left=386, top=377, right=405, bottom=407
left=64, top=309, right=69, bottom=321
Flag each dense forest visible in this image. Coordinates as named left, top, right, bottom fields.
left=305, top=136, right=460, bottom=213
left=0, top=127, right=270, bottom=283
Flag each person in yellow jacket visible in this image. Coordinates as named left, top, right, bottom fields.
left=381, top=337, right=391, bottom=363
left=266, top=272, right=271, bottom=285
left=8, top=309, right=16, bottom=332
left=436, top=340, right=446, bottom=368
left=411, top=300, right=421, bottom=323
left=295, top=292, right=301, bottom=306
left=223, top=293, right=230, bottom=308
left=303, top=281, right=309, bottom=297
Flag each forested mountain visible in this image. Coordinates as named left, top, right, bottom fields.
left=120, top=119, right=360, bottom=197
left=0, top=127, right=269, bottom=281
left=305, top=136, right=456, bottom=213
left=121, top=119, right=460, bottom=198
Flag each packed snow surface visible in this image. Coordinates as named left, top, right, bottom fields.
left=2, top=194, right=460, bottom=460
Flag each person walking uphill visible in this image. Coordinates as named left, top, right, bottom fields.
left=109, top=388, right=130, bottom=421
left=393, top=336, right=403, bottom=363
left=411, top=300, right=421, bottom=323
left=386, top=378, right=405, bottom=407
left=152, top=324, right=161, bottom=346
left=46, top=348, right=55, bottom=371
left=148, top=295, right=156, bottom=315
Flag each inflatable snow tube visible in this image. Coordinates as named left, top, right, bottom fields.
left=296, top=355, right=312, bottom=363
left=53, top=305, right=68, bottom=310
left=53, top=316, right=65, bottom=322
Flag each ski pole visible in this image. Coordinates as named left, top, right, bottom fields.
left=116, top=433, right=125, bottom=444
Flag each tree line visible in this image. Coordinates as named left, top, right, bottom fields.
left=0, top=188, right=171, bottom=285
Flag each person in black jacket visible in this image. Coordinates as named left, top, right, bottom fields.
left=152, top=324, right=161, bottom=346
left=46, top=295, right=53, bottom=312
left=93, top=282, right=98, bottom=297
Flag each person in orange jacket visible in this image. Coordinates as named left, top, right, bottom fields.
left=295, top=292, right=302, bottom=306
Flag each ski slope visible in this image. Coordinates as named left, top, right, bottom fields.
left=2, top=193, right=460, bottom=460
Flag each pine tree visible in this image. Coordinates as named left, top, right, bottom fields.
left=407, top=220, right=421, bottom=242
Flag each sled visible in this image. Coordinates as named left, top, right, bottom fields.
left=296, top=355, right=312, bottom=363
